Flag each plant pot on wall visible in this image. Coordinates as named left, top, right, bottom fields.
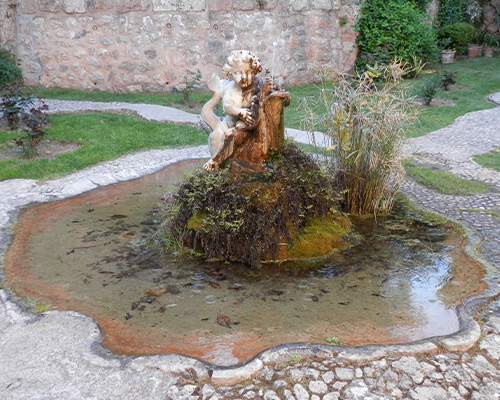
left=468, top=45, right=482, bottom=57
left=483, top=46, right=493, bottom=57
left=441, top=49, right=456, bottom=64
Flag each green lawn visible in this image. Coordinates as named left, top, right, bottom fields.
left=2, top=56, right=498, bottom=182
left=27, top=56, right=500, bottom=138
left=403, top=161, right=493, bottom=195
left=473, top=149, right=500, bottom=172
left=407, top=56, right=500, bottom=137
left=0, top=113, right=207, bottom=181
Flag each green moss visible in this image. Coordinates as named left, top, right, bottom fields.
left=286, top=214, right=351, bottom=260
left=186, top=212, right=207, bottom=231
left=158, top=144, right=342, bottom=267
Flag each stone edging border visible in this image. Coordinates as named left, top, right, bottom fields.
left=0, top=147, right=485, bottom=386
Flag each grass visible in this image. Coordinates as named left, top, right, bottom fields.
left=26, top=56, right=500, bottom=138
left=473, top=149, right=500, bottom=172
left=2, top=56, right=497, bottom=183
left=406, top=56, right=500, bottom=138
left=404, top=161, right=493, bottom=195
left=286, top=56, right=500, bottom=137
left=25, top=296, right=51, bottom=313
left=0, top=113, right=207, bottom=181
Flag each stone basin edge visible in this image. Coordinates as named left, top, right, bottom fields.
left=0, top=148, right=485, bottom=386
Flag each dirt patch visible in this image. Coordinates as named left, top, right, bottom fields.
left=416, top=98, right=457, bottom=108
left=1, top=117, right=79, bottom=160
left=0, top=138, right=80, bottom=160
left=447, top=84, right=469, bottom=92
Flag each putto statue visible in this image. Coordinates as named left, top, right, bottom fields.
left=201, top=50, right=290, bottom=172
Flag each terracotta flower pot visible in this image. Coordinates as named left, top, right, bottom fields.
left=468, top=45, right=482, bottom=57
left=441, top=50, right=456, bottom=64
left=483, top=47, right=493, bottom=58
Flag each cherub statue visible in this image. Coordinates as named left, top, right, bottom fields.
left=201, top=50, right=262, bottom=172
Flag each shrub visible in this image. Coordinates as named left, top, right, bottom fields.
left=437, top=23, right=474, bottom=55
left=0, top=85, right=49, bottom=158
left=0, top=46, right=22, bottom=86
left=300, top=62, right=419, bottom=215
left=440, top=71, right=456, bottom=91
left=437, top=0, right=469, bottom=27
left=181, top=70, right=202, bottom=108
left=355, top=0, right=437, bottom=71
left=418, top=78, right=439, bottom=105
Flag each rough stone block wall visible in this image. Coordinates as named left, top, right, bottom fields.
left=0, top=0, right=16, bottom=48
left=12, top=0, right=360, bottom=91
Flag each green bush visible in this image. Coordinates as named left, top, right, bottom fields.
left=355, top=0, right=437, bottom=71
left=0, top=47, right=22, bottom=86
left=437, top=23, right=474, bottom=55
left=437, top=0, right=469, bottom=27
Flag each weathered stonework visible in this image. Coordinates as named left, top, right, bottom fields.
left=7, top=0, right=360, bottom=91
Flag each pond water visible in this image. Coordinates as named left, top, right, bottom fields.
left=5, top=159, right=484, bottom=366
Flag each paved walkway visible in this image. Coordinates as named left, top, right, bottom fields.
left=1, top=98, right=500, bottom=399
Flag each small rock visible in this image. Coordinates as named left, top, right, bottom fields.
left=293, top=383, right=309, bottom=400
left=308, top=380, right=327, bottom=394
left=335, top=367, right=354, bottom=380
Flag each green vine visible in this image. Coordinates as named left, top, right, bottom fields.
left=437, top=0, right=469, bottom=27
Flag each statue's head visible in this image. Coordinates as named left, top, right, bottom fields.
left=223, top=50, right=262, bottom=89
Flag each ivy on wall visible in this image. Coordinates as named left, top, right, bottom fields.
left=437, top=0, right=470, bottom=26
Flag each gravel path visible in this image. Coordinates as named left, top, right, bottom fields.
left=1, top=98, right=500, bottom=399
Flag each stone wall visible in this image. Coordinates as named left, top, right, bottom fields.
left=0, top=0, right=16, bottom=48
left=12, top=0, right=360, bottom=92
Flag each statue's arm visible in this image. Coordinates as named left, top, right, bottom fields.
left=223, top=92, right=253, bottom=125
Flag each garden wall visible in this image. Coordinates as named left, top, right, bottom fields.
left=10, top=0, right=360, bottom=92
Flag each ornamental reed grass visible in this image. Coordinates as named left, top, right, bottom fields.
left=300, top=61, right=419, bottom=215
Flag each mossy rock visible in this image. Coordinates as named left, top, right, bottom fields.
left=159, top=144, right=347, bottom=267
left=283, top=213, right=352, bottom=261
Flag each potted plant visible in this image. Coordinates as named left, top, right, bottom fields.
left=439, top=38, right=456, bottom=64
left=483, top=33, right=499, bottom=58
left=468, top=31, right=485, bottom=57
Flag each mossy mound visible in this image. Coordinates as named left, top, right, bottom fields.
left=158, top=144, right=352, bottom=267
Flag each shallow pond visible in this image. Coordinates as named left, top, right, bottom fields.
left=5, top=159, right=484, bottom=366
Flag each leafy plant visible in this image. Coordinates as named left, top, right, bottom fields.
left=437, top=23, right=474, bottom=55
left=483, top=32, right=500, bottom=47
left=338, top=16, right=348, bottom=27
left=440, top=70, right=456, bottom=91
left=0, top=46, right=22, bottom=86
left=25, top=296, right=51, bottom=314
left=437, top=0, right=469, bottom=27
left=300, top=61, right=419, bottom=215
left=0, top=85, right=50, bottom=158
left=418, top=77, right=440, bottom=105
left=181, top=70, right=202, bottom=108
left=325, top=336, right=343, bottom=345
left=355, top=0, right=437, bottom=71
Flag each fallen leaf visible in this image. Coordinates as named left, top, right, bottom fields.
left=216, top=313, right=231, bottom=328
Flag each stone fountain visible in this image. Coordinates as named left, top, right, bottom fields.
left=1, top=51, right=486, bottom=371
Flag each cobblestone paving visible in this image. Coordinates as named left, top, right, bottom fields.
left=1, top=99, right=500, bottom=399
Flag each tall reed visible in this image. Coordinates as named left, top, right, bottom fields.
left=300, top=61, right=419, bottom=215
